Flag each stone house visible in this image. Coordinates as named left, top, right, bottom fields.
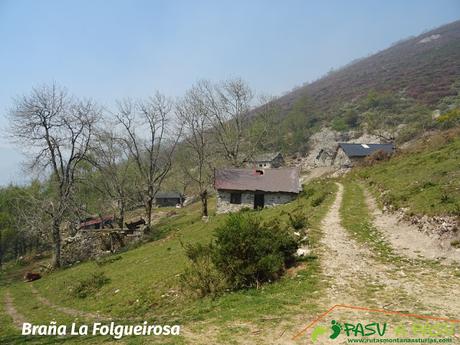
left=333, top=143, right=395, bottom=167
left=249, top=152, right=284, bottom=169
left=155, top=192, right=184, bottom=207
left=214, top=168, right=301, bottom=214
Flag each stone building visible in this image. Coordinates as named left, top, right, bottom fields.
left=333, top=143, right=395, bottom=167
left=248, top=152, right=284, bottom=169
left=155, top=192, right=184, bottom=207
left=214, top=168, right=301, bottom=214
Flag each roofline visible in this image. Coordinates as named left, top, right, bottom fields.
left=216, top=188, right=299, bottom=194
left=338, top=142, right=395, bottom=145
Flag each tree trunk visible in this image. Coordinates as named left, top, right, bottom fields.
left=146, top=197, right=153, bottom=228
left=0, top=231, right=3, bottom=269
left=52, top=218, right=61, bottom=268
left=14, top=239, right=19, bottom=259
left=119, top=201, right=125, bottom=231
left=200, top=190, right=208, bottom=217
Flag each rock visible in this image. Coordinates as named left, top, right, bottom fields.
left=24, top=272, right=41, bottom=282
left=296, top=248, right=311, bottom=257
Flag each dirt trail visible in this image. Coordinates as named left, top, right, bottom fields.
left=290, top=183, right=460, bottom=344
left=364, top=188, right=460, bottom=264
left=4, top=290, right=27, bottom=329
left=300, top=167, right=336, bottom=184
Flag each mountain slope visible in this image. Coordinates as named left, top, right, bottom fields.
left=276, top=20, right=460, bottom=117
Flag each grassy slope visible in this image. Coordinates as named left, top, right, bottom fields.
left=351, top=130, right=460, bottom=216
left=0, top=180, right=337, bottom=344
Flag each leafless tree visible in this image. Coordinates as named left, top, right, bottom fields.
left=176, top=84, right=214, bottom=217
left=194, top=78, right=276, bottom=167
left=87, top=127, right=135, bottom=230
left=115, top=92, right=181, bottom=227
left=8, top=84, right=100, bottom=268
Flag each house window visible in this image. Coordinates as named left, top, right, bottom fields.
left=230, top=192, right=242, bottom=204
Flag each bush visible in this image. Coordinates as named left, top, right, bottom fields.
left=179, top=242, right=226, bottom=298
left=213, top=213, right=298, bottom=289
left=301, top=186, right=316, bottom=199
left=363, top=150, right=391, bottom=166
left=311, top=193, right=327, bottom=207
left=73, top=272, right=110, bottom=298
left=288, top=211, right=309, bottom=230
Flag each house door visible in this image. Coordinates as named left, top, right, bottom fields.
left=254, top=193, right=265, bottom=209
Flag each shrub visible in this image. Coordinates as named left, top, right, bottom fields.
left=288, top=211, right=309, bottom=230
left=179, top=242, right=226, bottom=298
left=301, top=186, right=316, bottom=199
left=73, top=272, right=110, bottom=298
left=451, top=240, right=460, bottom=248
left=363, top=150, right=391, bottom=166
left=311, top=193, right=327, bottom=207
left=213, top=213, right=298, bottom=289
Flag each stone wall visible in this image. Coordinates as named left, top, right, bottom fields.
left=216, top=190, right=297, bottom=214
left=61, top=229, right=143, bottom=266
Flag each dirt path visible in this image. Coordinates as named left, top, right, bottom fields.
left=4, top=290, right=27, bottom=329
left=300, top=167, right=336, bottom=184
left=290, top=183, right=460, bottom=344
left=364, top=188, right=460, bottom=264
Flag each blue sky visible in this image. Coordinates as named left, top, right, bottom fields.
left=0, top=0, right=459, bottom=185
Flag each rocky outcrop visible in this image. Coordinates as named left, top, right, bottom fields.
left=402, top=212, right=459, bottom=241
left=299, top=128, right=386, bottom=170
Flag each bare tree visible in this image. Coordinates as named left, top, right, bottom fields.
left=176, top=84, right=214, bottom=217
left=8, top=84, right=99, bottom=268
left=195, top=78, right=276, bottom=167
left=87, top=127, right=135, bottom=230
left=115, top=92, right=181, bottom=227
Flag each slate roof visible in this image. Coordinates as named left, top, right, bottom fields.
left=214, top=168, right=301, bottom=193
left=338, top=143, right=395, bottom=157
left=79, top=215, right=114, bottom=229
left=252, top=152, right=282, bottom=162
left=155, top=192, right=183, bottom=199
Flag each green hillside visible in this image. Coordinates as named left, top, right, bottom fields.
left=258, top=20, right=460, bottom=153
left=0, top=181, right=337, bottom=344
left=352, top=129, right=460, bottom=216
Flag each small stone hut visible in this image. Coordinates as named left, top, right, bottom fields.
left=155, top=192, right=184, bottom=207
left=333, top=143, right=395, bottom=167
left=249, top=152, right=284, bottom=169
left=214, top=168, right=301, bottom=214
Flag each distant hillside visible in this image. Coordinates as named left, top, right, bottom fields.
left=260, top=20, right=460, bottom=153
left=278, top=20, right=460, bottom=116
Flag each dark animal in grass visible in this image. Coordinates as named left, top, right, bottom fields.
left=125, top=218, right=146, bottom=230
left=24, top=272, right=41, bottom=282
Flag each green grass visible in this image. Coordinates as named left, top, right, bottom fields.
left=352, top=131, right=460, bottom=216
left=340, top=181, right=399, bottom=263
left=0, top=180, right=337, bottom=343
left=0, top=285, right=115, bottom=345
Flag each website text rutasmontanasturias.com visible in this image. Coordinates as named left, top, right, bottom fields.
left=347, top=338, right=453, bottom=343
